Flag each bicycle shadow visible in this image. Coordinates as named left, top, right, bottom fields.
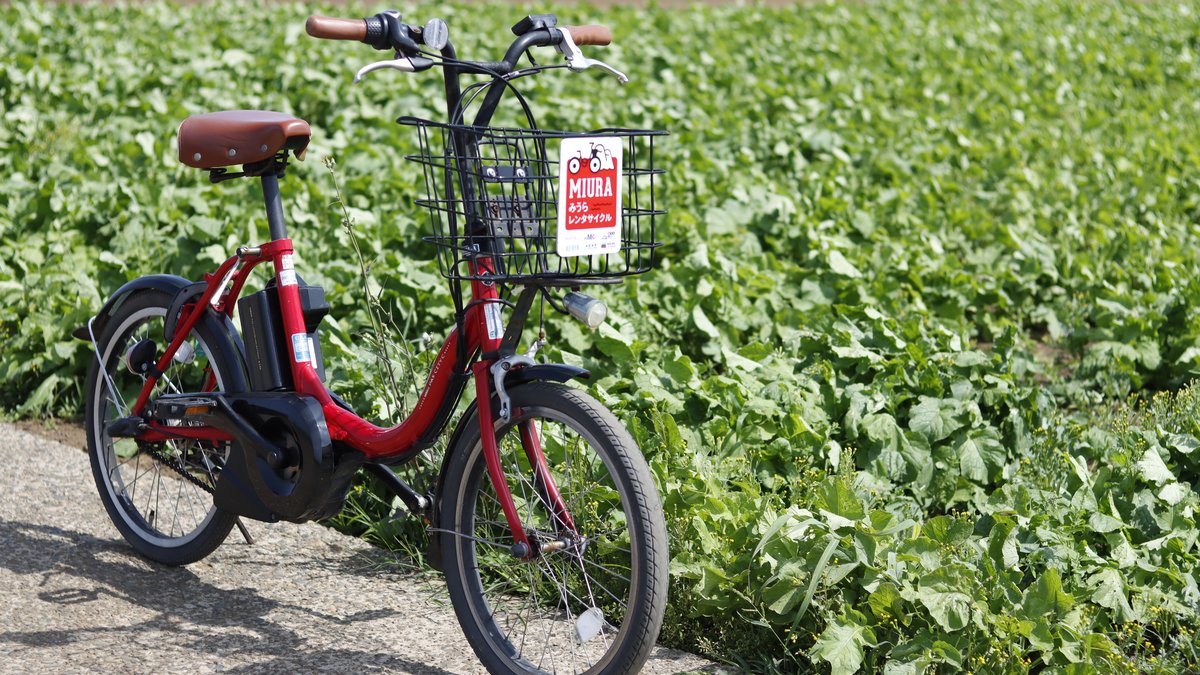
left=0, top=519, right=459, bottom=674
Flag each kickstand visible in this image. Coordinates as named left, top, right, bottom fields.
left=234, top=517, right=255, bottom=545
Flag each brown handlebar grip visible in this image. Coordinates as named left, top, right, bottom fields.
left=305, top=15, right=368, bottom=41
left=563, top=25, right=613, bottom=47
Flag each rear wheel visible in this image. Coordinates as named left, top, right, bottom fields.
left=84, top=289, right=247, bottom=565
left=440, top=382, right=668, bottom=674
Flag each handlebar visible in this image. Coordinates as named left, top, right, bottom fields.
left=305, top=11, right=626, bottom=126
left=561, top=25, right=612, bottom=47
left=305, top=11, right=614, bottom=63
left=305, top=16, right=367, bottom=42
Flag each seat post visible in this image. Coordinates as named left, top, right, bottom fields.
left=261, top=172, right=289, bottom=241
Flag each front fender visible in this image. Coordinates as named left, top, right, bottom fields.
left=426, top=362, right=590, bottom=571
left=506, top=363, right=590, bottom=387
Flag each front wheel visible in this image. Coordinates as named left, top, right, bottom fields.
left=440, top=382, right=668, bottom=675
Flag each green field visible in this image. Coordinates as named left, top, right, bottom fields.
left=5, top=0, right=1200, bottom=672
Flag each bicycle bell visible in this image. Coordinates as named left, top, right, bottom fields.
left=422, top=18, right=449, bottom=51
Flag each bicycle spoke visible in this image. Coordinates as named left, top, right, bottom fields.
left=534, top=550, right=576, bottom=667
left=110, top=445, right=142, bottom=478
left=521, top=563, right=538, bottom=665
left=576, top=560, right=628, bottom=609
left=171, top=471, right=185, bottom=536
left=150, top=461, right=162, bottom=531
left=89, top=304, right=232, bottom=557
left=461, top=408, right=642, bottom=675
left=125, top=451, right=145, bottom=504
left=182, top=470, right=201, bottom=531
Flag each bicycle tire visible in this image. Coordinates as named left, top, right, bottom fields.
left=439, top=382, right=668, bottom=674
left=84, top=289, right=247, bottom=565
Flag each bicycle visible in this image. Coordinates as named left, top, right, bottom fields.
left=77, top=10, right=668, bottom=674
left=569, top=143, right=614, bottom=175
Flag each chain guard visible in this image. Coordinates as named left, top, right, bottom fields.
left=207, top=393, right=342, bottom=523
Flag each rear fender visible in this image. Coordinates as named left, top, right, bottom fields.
left=73, top=274, right=246, bottom=380
left=72, top=275, right=193, bottom=342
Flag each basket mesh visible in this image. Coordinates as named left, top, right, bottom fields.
left=401, top=117, right=665, bottom=283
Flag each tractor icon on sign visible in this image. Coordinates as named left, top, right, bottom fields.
left=567, top=142, right=615, bottom=175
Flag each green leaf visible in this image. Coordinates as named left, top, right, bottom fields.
left=595, top=322, right=635, bottom=364
left=1158, top=482, right=1190, bottom=505
left=811, top=619, right=873, bottom=675
left=909, top=397, right=963, bottom=442
left=1028, top=618, right=1055, bottom=654
left=795, top=534, right=841, bottom=629
left=816, top=477, right=866, bottom=523
left=923, top=515, right=972, bottom=546
left=831, top=342, right=883, bottom=363
left=916, top=569, right=973, bottom=632
left=868, top=582, right=907, bottom=623
left=956, top=432, right=1004, bottom=483
left=1137, top=448, right=1175, bottom=484
left=828, top=250, right=863, bottom=278
left=691, top=304, right=720, bottom=340
left=1164, top=433, right=1200, bottom=455
left=721, top=344, right=762, bottom=371
left=1021, top=568, right=1075, bottom=620
left=987, top=518, right=1019, bottom=569
left=663, top=351, right=698, bottom=384
left=761, top=561, right=805, bottom=615
left=930, top=641, right=963, bottom=669
left=1087, top=512, right=1125, bottom=534
left=862, top=412, right=901, bottom=447
left=1088, top=568, right=1137, bottom=623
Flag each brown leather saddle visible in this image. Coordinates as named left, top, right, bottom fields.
left=178, top=111, right=310, bottom=169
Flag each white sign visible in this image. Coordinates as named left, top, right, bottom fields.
left=556, top=137, right=622, bottom=258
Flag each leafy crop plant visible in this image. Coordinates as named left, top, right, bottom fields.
left=4, top=0, right=1200, bottom=671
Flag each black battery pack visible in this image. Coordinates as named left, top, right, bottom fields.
left=238, top=283, right=329, bottom=391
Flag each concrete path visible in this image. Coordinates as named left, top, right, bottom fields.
left=0, top=423, right=716, bottom=674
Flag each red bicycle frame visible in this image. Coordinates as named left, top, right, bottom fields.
left=128, top=235, right=571, bottom=553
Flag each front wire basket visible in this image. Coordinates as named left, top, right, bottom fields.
left=401, top=117, right=665, bottom=283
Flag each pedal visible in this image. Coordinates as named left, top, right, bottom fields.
left=145, top=394, right=220, bottom=422
left=107, top=416, right=147, bottom=438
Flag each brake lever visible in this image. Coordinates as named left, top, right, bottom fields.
left=554, top=31, right=629, bottom=85
left=353, top=55, right=435, bottom=83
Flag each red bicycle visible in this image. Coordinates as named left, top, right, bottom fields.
left=79, top=10, right=667, bottom=674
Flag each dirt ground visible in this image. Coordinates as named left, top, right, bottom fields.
left=10, top=417, right=87, bottom=452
